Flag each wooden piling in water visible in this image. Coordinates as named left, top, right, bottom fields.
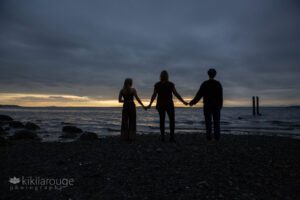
left=256, top=96, right=261, bottom=116
left=252, top=96, right=256, bottom=116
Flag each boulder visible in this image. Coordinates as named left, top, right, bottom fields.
left=0, top=121, right=8, bottom=126
left=10, top=130, right=40, bottom=141
left=25, top=122, right=40, bottom=130
left=0, top=115, right=13, bottom=122
left=62, top=126, right=82, bottom=134
left=79, top=132, right=99, bottom=141
left=0, top=127, right=7, bottom=135
left=60, top=126, right=82, bottom=139
left=0, top=136, right=6, bottom=144
left=9, top=121, right=24, bottom=128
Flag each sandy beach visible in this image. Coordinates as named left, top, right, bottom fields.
left=0, top=133, right=299, bottom=200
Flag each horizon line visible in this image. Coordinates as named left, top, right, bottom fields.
left=1, top=104, right=299, bottom=108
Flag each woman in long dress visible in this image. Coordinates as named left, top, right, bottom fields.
left=119, top=78, right=145, bottom=141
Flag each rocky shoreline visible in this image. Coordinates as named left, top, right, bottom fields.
left=0, top=133, right=299, bottom=200
left=0, top=114, right=100, bottom=142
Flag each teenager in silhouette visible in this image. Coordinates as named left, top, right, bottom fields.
left=147, top=70, right=188, bottom=142
left=189, top=69, right=223, bottom=141
left=119, top=78, right=146, bottom=141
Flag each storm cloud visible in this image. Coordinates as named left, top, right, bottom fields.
left=0, top=0, right=300, bottom=105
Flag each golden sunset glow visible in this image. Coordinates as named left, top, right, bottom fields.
left=0, top=93, right=297, bottom=107
left=0, top=93, right=120, bottom=107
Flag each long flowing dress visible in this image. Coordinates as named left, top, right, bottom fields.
left=120, top=90, right=136, bottom=141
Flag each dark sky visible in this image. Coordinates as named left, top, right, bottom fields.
left=0, top=0, right=300, bottom=106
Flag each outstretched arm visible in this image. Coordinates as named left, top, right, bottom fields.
left=147, top=88, right=157, bottom=109
left=190, top=84, right=203, bottom=106
left=172, top=86, right=188, bottom=105
left=118, top=90, right=124, bottom=103
left=133, top=89, right=145, bottom=108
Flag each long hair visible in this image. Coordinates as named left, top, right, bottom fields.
left=160, top=70, right=169, bottom=82
left=122, top=78, right=133, bottom=94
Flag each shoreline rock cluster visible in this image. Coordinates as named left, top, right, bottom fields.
left=0, top=114, right=99, bottom=143
left=0, top=114, right=41, bottom=142
left=60, top=125, right=99, bottom=141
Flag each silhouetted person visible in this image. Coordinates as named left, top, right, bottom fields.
left=119, top=78, right=146, bottom=141
left=147, top=70, right=188, bottom=142
left=190, top=69, right=223, bottom=141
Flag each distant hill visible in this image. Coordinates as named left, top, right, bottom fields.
left=0, top=105, right=22, bottom=108
left=287, top=106, right=300, bottom=108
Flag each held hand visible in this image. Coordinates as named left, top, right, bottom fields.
left=140, top=104, right=147, bottom=110
left=146, top=105, right=151, bottom=110
left=189, top=102, right=194, bottom=106
left=183, top=101, right=188, bottom=106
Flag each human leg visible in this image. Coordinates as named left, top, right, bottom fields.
left=213, top=109, right=221, bottom=140
left=158, top=109, right=166, bottom=141
left=166, top=107, right=175, bottom=142
left=204, top=108, right=212, bottom=140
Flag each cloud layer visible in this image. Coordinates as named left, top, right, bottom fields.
left=0, top=0, right=300, bottom=106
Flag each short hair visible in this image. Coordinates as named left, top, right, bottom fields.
left=208, top=68, right=217, bottom=78
left=160, top=70, right=169, bottom=81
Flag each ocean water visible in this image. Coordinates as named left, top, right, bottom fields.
left=1, top=107, right=300, bottom=141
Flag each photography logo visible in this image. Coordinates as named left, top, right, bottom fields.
left=9, top=176, right=74, bottom=191
left=9, top=177, right=20, bottom=185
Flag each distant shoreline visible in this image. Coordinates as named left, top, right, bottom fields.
left=0, top=105, right=22, bottom=108
left=1, top=105, right=299, bottom=109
